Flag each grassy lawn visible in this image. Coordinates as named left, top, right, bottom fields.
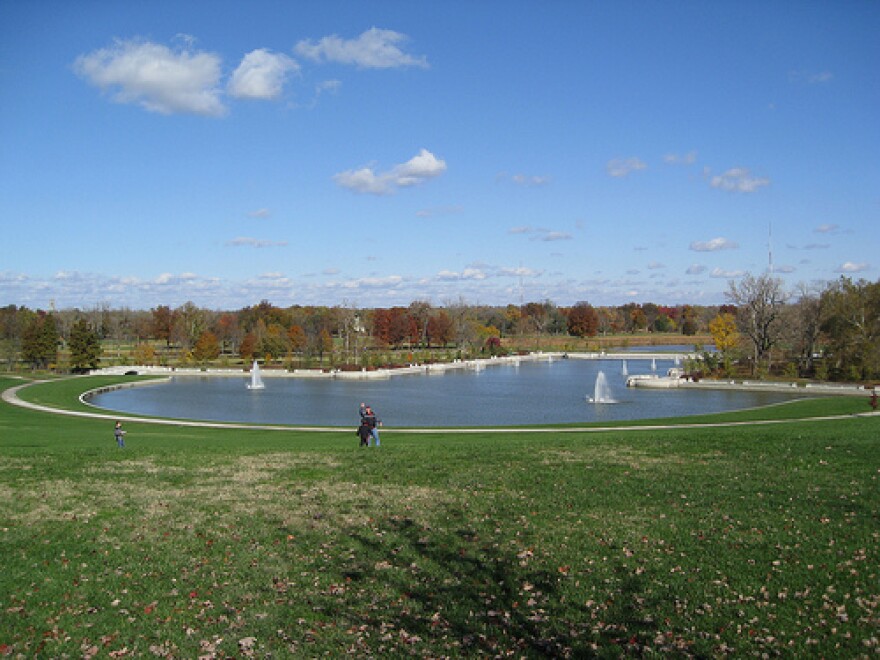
left=1, top=375, right=878, bottom=657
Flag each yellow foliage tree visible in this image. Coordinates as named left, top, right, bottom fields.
left=192, top=331, right=220, bottom=363
left=709, top=313, right=739, bottom=371
left=132, top=342, right=157, bottom=366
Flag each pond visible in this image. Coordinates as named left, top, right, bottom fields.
left=89, top=358, right=806, bottom=427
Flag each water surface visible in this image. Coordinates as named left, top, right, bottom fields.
left=90, top=358, right=804, bottom=427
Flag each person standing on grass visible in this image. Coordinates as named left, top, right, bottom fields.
left=357, top=417, right=372, bottom=447
left=364, top=406, right=381, bottom=447
left=114, top=421, right=126, bottom=448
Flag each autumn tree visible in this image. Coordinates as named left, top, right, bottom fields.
left=317, top=328, right=333, bottom=361
left=214, top=313, right=241, bottom=355
left=597, top=307, right=622, bottom=335
left=192, top=330, right=220, bottom=363
left=641, top=302, right=660, bottom=331
left=521, top=301, right=549, bottom=335
left=504, top=304, right=522, bottom=335
left=708, top=312, right=739, bottom=373
left=239, top=300, right=287, bottom=333
left=239, top=332, right=257, bottom=361
left=566, top=302, right=599, bottom=338
left=679, top=305, right=700, bottom=336
left=132, top=342, right=157, bottom=365
left=371, top=308, right=393, bottom=347
left=426, top=310, right=453, bottom=347
left=389, top=308, right=418, bottom=347
left=288, top=325, right=307, bottom=354
left=151, top=305, right=175, bottom=347
left=654, top=306, right=678, bottom=333
left=258, top=323, right=289, bottom=363
left=471, top=322, right=500, bottom=352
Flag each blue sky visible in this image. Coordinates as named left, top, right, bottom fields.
left=1, top=1, right=877, bottom=310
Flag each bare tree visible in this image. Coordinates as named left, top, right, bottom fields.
left=726, top=272, right=788, bottom=375
left=408, top=300, right=432, bottom=348
left=783, top=282, right=824, bottom=376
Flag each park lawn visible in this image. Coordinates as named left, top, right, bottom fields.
left=0, top=376, right=878, bottom=657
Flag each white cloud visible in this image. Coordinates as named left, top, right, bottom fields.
left=499, top=173, right=551, bottom=187
left=538, top=231, right=572, bottom=242
left=710, top=168, right=770, bottom=193
left=295, top=27, right=428, bottom=69
left=606, top=157, right=647, bottom=178
left=509, top=226, right=572, bottom=241
left=316, top=79, right=342, bottom=95
left=226, top=237, right=288, bottom=248
left=710, top=267, right=745, bottom=278
left=647, top=261, right=665, bottom=270
left=663, top=151, right=697, bottom=165
left=228, top=49, right=299, bottom=100
left=686, top=264, right=707, bottom=275
left=334, top=149, right=446, bottom=195
left=247, top=208, right=271, bottom=219
left=154, top=272, right=200, bottom=286
left=437, top=268, right=487, bottom=281
left=838, top=262, right=869, bottom=273
left=790, top=70, right=833, bottom=84
left=689, top=237, right=739, bottom=252
left=394, top=149, right=447, bottom=186
left=498, top=266, right=541, bottom=278
left=338, top=275, right=404, bottom=289
left=332, top=167, right=389, bottom=194
left=74, top=38, right=226, bottom=116
left=814, top=223, right=839, bottom=234
left=513, top=174, right=550, bottom=186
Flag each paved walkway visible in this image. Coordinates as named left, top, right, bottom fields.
left=3, top=378, right=877, bottom=434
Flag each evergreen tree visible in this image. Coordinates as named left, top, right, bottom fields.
left=69, top=318, right=102, bottom=371
left=22, top=314, right=59, bottom=369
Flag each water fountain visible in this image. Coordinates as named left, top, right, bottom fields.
left=651, top=358, right=657, bottom=372
left=586, top=370, right=616, bottom=403
left=246, top=360, right=265, bottom=390
left=621, top=360, right=628, bottom=376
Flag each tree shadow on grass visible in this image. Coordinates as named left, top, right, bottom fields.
left=345, top=514, right=663, bottom=657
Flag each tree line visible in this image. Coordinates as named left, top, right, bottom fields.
left=2, top=274, right=878, bottom=381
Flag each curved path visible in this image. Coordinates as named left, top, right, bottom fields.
left=3, top=378, right=877, bottom=435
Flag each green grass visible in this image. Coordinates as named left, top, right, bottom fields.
left=1, top=375, right=878, bottom=657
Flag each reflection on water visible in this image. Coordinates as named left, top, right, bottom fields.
left=90, top=359, right=803, bottom=427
